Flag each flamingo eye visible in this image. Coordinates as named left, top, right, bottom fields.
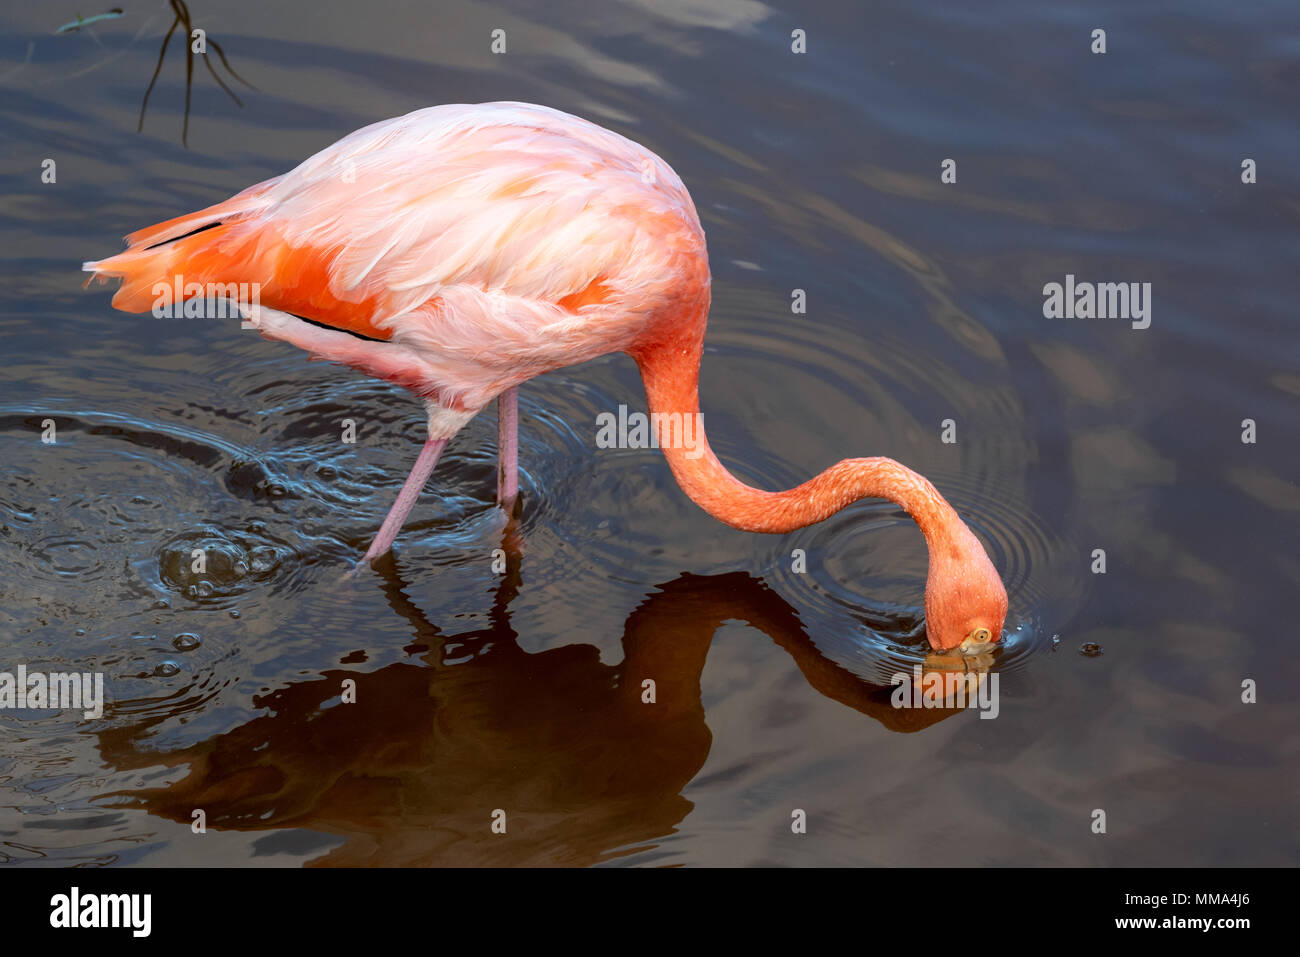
left=971, top=628, right=992, bottom=643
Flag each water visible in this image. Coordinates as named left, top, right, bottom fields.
left=1, top=0, right=1296, bottom=866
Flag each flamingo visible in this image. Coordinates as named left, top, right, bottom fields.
left=83, top=101, right=1007, bottom=652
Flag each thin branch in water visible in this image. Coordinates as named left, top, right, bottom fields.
left=55, top=8, right=124, bottom=34
left=181, top=3, right=193, bottom=145
left=200, top=47, right=241, bottom=107
left=207, top=37, right=257, bottom=92
left=136, top=0, right=258, bottom=148
left=137, top=13, right=179, bottom=134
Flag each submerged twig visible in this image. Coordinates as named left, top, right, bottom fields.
left=55, top=8, right=124, bottom=34
left=137, top=0, right=257, bottom=147
left=137, top=12, right=178, bottom=136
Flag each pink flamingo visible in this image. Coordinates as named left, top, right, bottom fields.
left=84, top=102, right=1007, bottom=652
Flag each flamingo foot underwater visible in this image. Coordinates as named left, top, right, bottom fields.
left=83, top=101, right=1008, bottom=651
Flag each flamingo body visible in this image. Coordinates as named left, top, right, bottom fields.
left=87, top=103, right=705, bottom=416
left=84, top=102, right=1007, bottom=651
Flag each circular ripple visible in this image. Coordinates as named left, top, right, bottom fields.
left=768, top=468, right=1087, bottom=685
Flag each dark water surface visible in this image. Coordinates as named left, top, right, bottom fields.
left=1, top=1, right=1296, bottom=866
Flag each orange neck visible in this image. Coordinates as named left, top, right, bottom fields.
left=630, top=338, right=960, bottom=547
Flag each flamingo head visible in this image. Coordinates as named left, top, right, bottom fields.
left=923, top=525, right=1008, bottom=652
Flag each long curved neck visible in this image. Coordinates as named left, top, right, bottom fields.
left=631, top=337, right=960, bottom=545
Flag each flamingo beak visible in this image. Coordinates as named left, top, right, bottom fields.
left=959, top=628, right=996, bottom=655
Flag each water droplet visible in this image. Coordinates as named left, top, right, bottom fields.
left=229, top=609, right=241, bottom=619
left=153, top=598, right=170, bottom=609
left=172, top=633, right=201, bottom=652
left=74, top=628, right=86, bottom=637
left=1078, top=642, right=1103, bottom=657
left=153, top=661, right=181, bottom=677
left=1051, top=633, right=1060, bottom=650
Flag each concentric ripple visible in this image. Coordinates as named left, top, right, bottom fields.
left=768, top=470, right=1086, bottom=686
left=700, top=283, right=1083, bottom=684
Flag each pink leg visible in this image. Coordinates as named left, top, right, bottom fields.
left=362, top=437, right=447, bottom=562
left=497, top=386, right=518, bottom=508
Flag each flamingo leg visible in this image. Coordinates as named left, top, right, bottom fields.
left=362, top=437, right=448, bottom=562
left=497, top=386, right=518, bottom=508
left=243, top=308, right=473, bottom=564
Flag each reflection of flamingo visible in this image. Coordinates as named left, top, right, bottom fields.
left=97, top=552, right=971, bottom=866
left=83, top=101, right=1006, bottom=650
